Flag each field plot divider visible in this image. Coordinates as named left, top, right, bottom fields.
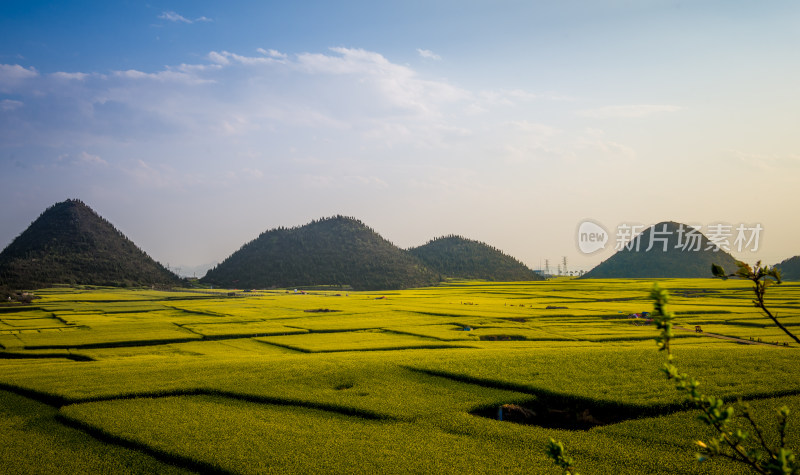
left=65, top=388, right=401, bottom=421
left=405, top=366, right=680, bottom=420
left=54, top=412, right=235, bottom=475
left=1, top=382, right=401, bottom=421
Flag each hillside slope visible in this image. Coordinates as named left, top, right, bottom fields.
left=775, top=256, right=800, bottom=281
left=0, top=199, right=180, bottom=289
left=409, top=235, right=542, bottom=281
left=201, top=216, right=438, bottom=290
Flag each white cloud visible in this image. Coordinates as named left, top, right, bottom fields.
left=207, top=51, right=230, bottom=65
left=51, top=71, right=90, bottom=81
left=0, top=64, right=38, bottom=79
left=417, top=48, right=441, bottom=60
left=159, top=11, right=192, bottom=23
left=174, top=63, right=222, bottom=74
left=199, top=47, right=467, bottom=125
left=113, top=68, right=213, bottom=85
left=257, top=48, right=287, bottom=59
left=208, top=50, right=277, bottom=66
left=0, top=47, right=544, bottom=166
left=297, top=47, right=412, bottom=76
left=295, top=47, right=469, bottom=119
left=219, top=115, right=258, bottom=136
left=0, top=99, right=23, bottom=111
left=158, top=11, right=213, bottom=24
left=577, top=104, right=682, bottom=118
left=53, top=152, right=108, bottom=168
left=0, top=46, right=575, bottom=194
left=0, top=64, right=38, bottom=92
left=77, top=151, right=107, bottom=166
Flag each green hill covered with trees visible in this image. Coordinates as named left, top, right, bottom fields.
left=582, top=221, right=740, bottom=279
left=0, top=199, right=181, bottom=289
left=775, top=256, right=800, bottom=280
left=409, top=235, right=542, bottom=282
left=201, top=216, right=438, bottom=290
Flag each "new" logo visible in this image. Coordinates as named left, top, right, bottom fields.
left=577, top=220, right=609, bottom=254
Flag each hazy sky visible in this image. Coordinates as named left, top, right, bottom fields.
left=2, top=1, right=799, bottom=276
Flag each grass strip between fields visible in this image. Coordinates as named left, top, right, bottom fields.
left=255, top=338, right=477, bottom=354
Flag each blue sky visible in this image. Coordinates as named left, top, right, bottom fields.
left=2, top=1, right=799, bottom=276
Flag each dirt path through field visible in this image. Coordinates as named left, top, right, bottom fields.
left=675, top=326, right=786, bottom=347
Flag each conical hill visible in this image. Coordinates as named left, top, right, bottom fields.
left=0, top=199, right=180, bottom=289
left=582, top=221, right=740, bottom=278
left=409, top=235, right=542, bottom=281
left=201, top=216, right=438, bottom=290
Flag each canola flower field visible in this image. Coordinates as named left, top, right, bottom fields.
left=1, top=278, right=799, bottom=474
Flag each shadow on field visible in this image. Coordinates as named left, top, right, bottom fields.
left=0, top=351, right=94, bottom=361
left=412, top=366, right=800, bottom=431
left=408, top=367, right=670, bottom=430
left=470, top=397, right=648, bottom=430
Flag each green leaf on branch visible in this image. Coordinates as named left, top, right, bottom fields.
left=546, top=438, right=579, bottom=475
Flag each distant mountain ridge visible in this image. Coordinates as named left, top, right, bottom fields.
left=8, top=205, right=747, bottom=290
left=409, top=235, right=542, bottom=282
left=201, top=216, right=439, bottom=290
left=775, top=256, right=800, bottom=281
left=582, top=221, right=740, bottom=278
left=0, top=199, right=180, bottom=289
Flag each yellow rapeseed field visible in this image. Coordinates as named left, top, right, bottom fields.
left=1, top=279, right=798, bottom=473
